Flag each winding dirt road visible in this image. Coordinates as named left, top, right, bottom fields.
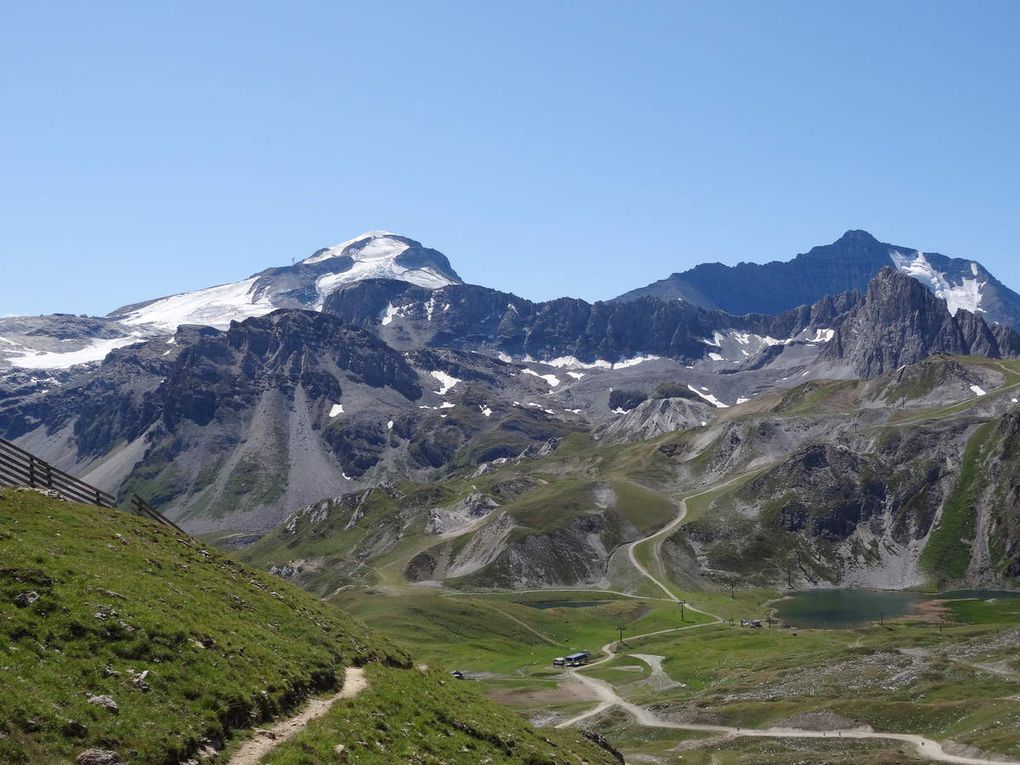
left=555, top=490, right=1019, bottom=765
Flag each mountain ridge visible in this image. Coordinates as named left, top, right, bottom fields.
left=615, top=229, right=1020, bottom=329
left=3, top=228, right=1018, bottom=376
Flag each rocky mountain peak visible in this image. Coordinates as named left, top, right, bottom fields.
left=305, top=230, right=405, bottom=264
left=865, top=265, right=932, bottom=302
left=302, top=230, right=462, bottom=286
left=834, top=229, right=879, bottom=244
left=615, top=231, right=1020, bottom=330
left=822, top=268, right=1019, bottom=376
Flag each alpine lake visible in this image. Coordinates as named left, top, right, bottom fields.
left=774, top=588, right=1020, bottom=628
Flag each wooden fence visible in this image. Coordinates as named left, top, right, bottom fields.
left=0, top=437, right=183, bottom=532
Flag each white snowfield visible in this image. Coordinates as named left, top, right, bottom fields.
left=120, top=277, right=276, bottom=333
left=430, top=370, right=461, bottom=395
left=522, top=368, right=561, bottom=387
left=8, top=335, right=145, bottom=370
left=525, top=354, right=661, bottom=371
left=705, top=327, right=834, bottom=361
left=890, top=250, right=985, bottom=316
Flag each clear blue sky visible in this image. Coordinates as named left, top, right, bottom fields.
left=2, top=1, right=1019, bottom=316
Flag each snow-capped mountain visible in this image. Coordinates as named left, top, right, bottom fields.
left=616, top=230, right=1020, bottom=330
left=0, top=231, right=461, bottom=374
left=111, top=230, right=461, bottom=333
left=2, top=228, right=1017, bottom=379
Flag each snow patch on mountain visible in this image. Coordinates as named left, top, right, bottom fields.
left=890, top=250, right=985, bottom=315
left=431, top=370, right=461, bottom=395
left=314, top=259, right=454, bottom=307
left=687, top=385, right=729, bottom=408
left=541, top=355, right=613, bottom=370
left=329, top=403, right=344, bottom=418
left=9, top=335, right=144, bottom=370
left=518, top=354, right=660, bottom=371
left=381, top=303, right=403, bottom=326
left=614, top=355, right=662, bottom=369
left=522, top=368, right=561, bottom=387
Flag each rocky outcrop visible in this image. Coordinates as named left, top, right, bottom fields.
left=601, top=397, right=714, bottom=443
left=75, top=750, right=122, bottom=765
left=823, top=268, right=1020, bottom=377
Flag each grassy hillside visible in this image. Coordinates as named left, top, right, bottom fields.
left=0, top=489, right=616, bottom=765
left=919, top=421, right=995, bottom=582
left=0, top=488, right=404, bottom=763
left=260, top=663, right=620, bottom=765
left=240, top=448, right=682, bottom=593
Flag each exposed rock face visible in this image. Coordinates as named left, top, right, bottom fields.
left=986, top=413, right=1020, bottom=579
left=0, top=311, right=432, bottom=531
left=601, top=397, right=714, bottom=443
left=616, top=229, right=1020, bottom=330
left=75, top=751, right=122, bottom=765
left=86, top=694, right=119, bottom=713
left=822, top=269, right=1020, bottom=377
left=676, top=414, right=988, bottom=589
left=324, top=279, right=851, bottom=364
left=405, top=510, right=626, bottom=589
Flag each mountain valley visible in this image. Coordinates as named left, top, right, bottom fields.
left=4, top=229, right=1020, bottom=764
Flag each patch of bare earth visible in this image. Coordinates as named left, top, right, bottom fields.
left=771, top=710, right=863, bottom=731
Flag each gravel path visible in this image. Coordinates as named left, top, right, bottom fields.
left=228, top=667, right=367, bottom=765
